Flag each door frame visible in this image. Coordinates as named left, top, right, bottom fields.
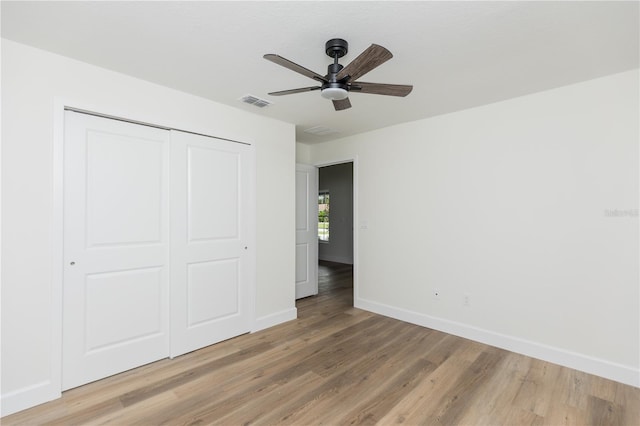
left=51, top=98, right=256, bottom=401
left=314, top=157, right=359, bottom=304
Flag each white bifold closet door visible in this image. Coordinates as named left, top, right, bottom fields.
left=62, top=111, right=252, bottom=390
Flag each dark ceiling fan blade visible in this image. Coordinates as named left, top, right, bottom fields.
left=350, top=82, right=413, bottom=97
left=336, top=44, right=393, bottom=82
left=268, top=86, right=321, bottom=96
left=264, top=54, right=327, bottom=83
left=333, top=98, right=352, bottom=111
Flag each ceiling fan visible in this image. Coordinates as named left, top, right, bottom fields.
left=264, top=38, right=413, bottom=111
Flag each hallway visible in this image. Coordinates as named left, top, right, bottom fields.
left=296, top=260, right=353, bottom=316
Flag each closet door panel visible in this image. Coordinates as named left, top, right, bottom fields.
left=170, top=130, right=252, bottom=357
left=62, top=111, right=170, bottom=390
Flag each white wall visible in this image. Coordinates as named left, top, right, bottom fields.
left=1, top=39, right=296, bottom=414
left=309, top=69, right=639, bottom=386
left=318, top=163, right=354, bottom=264
left=296, top=142, right=311, bottom=164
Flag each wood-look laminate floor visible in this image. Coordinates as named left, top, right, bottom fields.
left=3, top=261, right=639, bottom=425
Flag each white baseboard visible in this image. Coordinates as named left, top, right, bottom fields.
left=252, top=307, right=298, bottom=333
left=0, top=380, right=60, bottom=417
left=318, top=255, right=353, bottom=264
left=355, top=297, right=639, bottom=388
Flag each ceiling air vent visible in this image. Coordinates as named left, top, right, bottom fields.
left=239, top=94, right=272, bottom=108
left=303, top=126, right=340, bottom=136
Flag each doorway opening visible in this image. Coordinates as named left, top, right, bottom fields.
left=317, top=162, right=354, bottom=307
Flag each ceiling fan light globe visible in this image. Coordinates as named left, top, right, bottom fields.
left=321, top=87, right=348, bottom=101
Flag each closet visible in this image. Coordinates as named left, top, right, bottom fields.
left=62, top=111, right=253, bottom=390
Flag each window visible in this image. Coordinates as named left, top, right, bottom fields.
left=318, top=190, right=330, bottom=241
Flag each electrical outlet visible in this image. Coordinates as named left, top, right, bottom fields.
left=463, top=293, right=470, bottom=307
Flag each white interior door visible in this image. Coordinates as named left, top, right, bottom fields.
left=62, top=111, right=170, bottom=390
left=170, top=130, right=253, bottom=358
left=295, top=164, right=318, bottom=299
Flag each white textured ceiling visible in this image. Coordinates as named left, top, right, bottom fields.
left=2, top=1, right=638, bottom=143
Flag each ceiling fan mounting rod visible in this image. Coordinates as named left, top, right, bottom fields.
left=327, top=60, right=344, bottom=81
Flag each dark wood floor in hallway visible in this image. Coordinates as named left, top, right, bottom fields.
left=3, top=261, right=638, bottom=425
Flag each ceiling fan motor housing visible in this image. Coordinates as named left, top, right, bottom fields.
left=322, top=66, right=349, bottom=99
